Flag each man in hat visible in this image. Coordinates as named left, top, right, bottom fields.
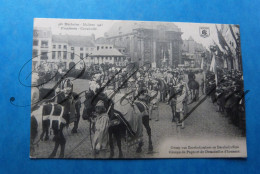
left=56, top=78, right=81, bottom=134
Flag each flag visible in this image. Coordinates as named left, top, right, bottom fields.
left=210, top=53, right=218, bottom=85
left=201, top=57, right=204, bottom=70
left=210, top=53, right=216, bottom=73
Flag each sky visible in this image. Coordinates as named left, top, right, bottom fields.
left=34, top=18, right=226, bottom=50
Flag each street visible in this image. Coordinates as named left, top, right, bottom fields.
left=32, top=73, right=244, bottom=158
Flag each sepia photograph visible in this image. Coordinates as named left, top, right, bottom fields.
left=30, top=18, right=247, bottom=159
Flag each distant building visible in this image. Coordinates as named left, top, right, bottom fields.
left=90, top=44, right=126, bottom=66
left=104, top=21, right=183, bottom=68
left=181, top=37, right=206, bottom=68
left=32, top=28, right=125, bottom=72
left=32, top=27, right=52, bottom=71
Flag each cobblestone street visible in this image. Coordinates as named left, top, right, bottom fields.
left=31, top=74, right=245, bottom=158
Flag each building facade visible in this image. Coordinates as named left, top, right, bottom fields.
left=32, top=28, right=126, bottom=72
left=181, top=37, right=207, bottom=68
left=103, top=21, right=183, bottom=68
left=218, top=24, right=241, bottom=70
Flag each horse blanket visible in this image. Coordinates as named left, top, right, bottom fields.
left=112, top=93, right=144, bottom=140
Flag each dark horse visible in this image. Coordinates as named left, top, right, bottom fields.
left=38, top=88, right=81, bottom=140
left=82, top=89, right=153, bottom=158
left=31, top=102, right=68, bottom=158
left=188, top=71, right=200, bottom=102
left=156, top=78, right=167, bottom=102
left=30, top=89, right=81, bottom=158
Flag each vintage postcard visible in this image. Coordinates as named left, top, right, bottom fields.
left=30, top=18, right=247, bottom=158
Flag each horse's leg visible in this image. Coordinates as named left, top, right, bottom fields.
left=108, top=127, right=114, bottom=158
left=171, top=102, right=176, bottom=122
left=49, top=132, right=59, bottom=158
left=114, top=126, right=123, bottom=158
left=142, top=115, right=153, bottom=152
left=72, top=114, right=80, bottom=134
left=44, top=120, right=50, bottom=141
left=59, top=131, right=66, bottom=158
left=136, top=141, right=143, bottom=153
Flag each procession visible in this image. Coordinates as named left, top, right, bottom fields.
left=30, top=20, right=246, bottom=158
left=30, top=62, right=245, bottom=158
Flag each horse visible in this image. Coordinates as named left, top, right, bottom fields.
left=31, top=102, right=68, bottom=158
left=156, top=78, right=167, bottom=102
left=30, top=81, right=81, bottom=158
left=187, top=72, right=199, bottom=102
left=82, top=88, right=153, bottom=158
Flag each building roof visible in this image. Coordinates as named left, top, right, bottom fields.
left=91, top=48, right=124, bottom=57
left=106, top=21, right=182, bottom=38
left=52, top=35, right=95, bottom=47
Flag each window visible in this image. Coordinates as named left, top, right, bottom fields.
left=101, top=46, right=104, bottom=49
left=71, top=47, right=74, bottom=51
left=110, top=47, right=112, bottom=49
left=40, top=51, right=48, bottom=60
left=58, top=51, right=61, bottom=58
left=80, top=47, right=83, bottom=51
left=41, top=41, right=48, bottom=48
left=33, top=40, right=38, bottom=46
left=105, top=46, right=108, bottom=49
left=52, top=51, right=55, bottom=59
left=80, top=53, right=83, bottom=59
left=32, top=50, right=38, bottom=57
left=110, top=57, right=112, bottom=60
left=33, top=31, right=39, bottom=37
left=63, top=51, right=67, bottom=59
left=71, top=53, right=74, bottom=59
left=58, top=45, right=61, bottom=49
left=97, top=46, right=99, bottom=50
left=53, top=45, right=56, bottom=49
left=64, top=45, right=67, bottom=49
left=86, top=53, right=88, bottom=58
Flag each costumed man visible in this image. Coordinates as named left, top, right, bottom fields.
left=92, top=100, right=110, bottom=155
left=169, top=71, right=180, bottom=122
left=175, top=84, right=186, bottom=129
left=55, top=78, right=81, bottom=134
left=148, top=80, right=160, bottom=121
left=165, top=70, right=173, bottom=100
left=178, top=77, right=189, bottom=118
